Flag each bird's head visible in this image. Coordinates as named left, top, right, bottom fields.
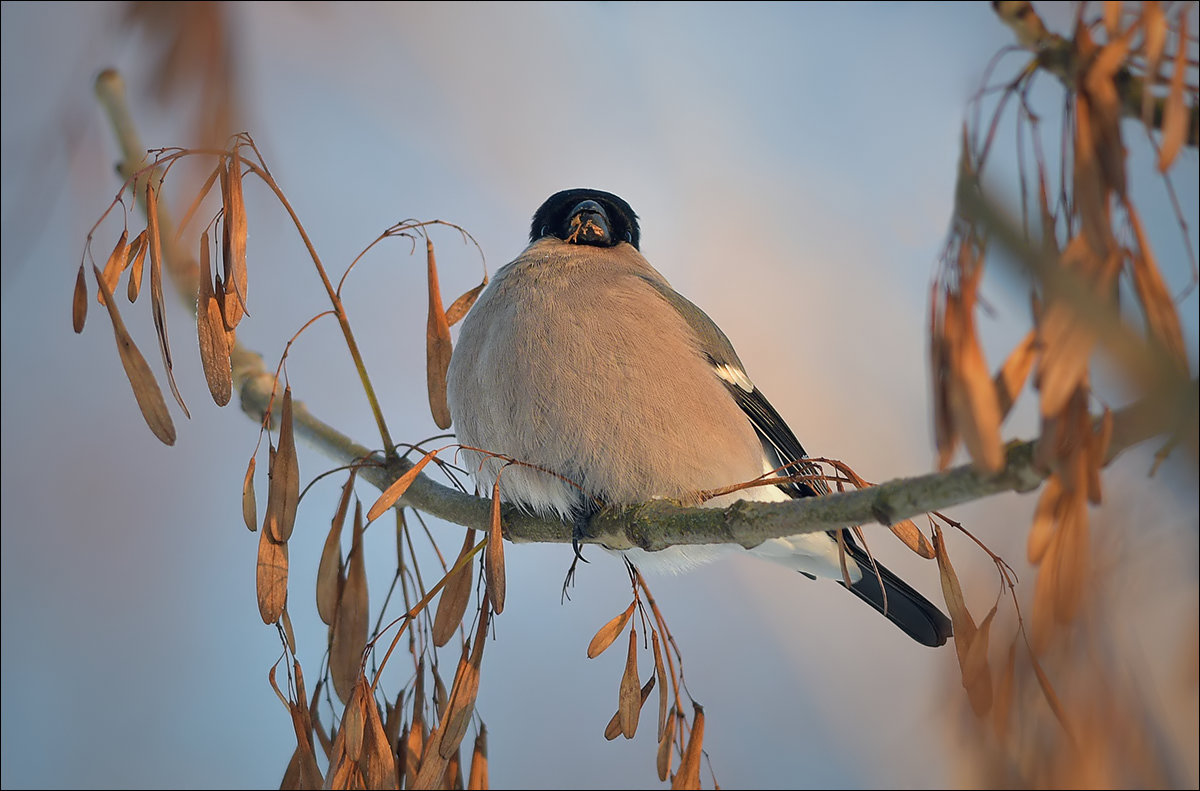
left=530, top=189, right=640, bottom=250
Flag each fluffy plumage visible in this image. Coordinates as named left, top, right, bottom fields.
left=446, top=189, right=952, bottom=647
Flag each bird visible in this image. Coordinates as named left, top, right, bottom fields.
left=445, top=188, right=952, bottom=647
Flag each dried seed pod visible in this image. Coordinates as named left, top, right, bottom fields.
left=242, top=455, right=257, bottom=532
left=445, top=278, right=488, bottom=327
left=618, top=626, right=641, bottom=739
left=92, top=264, right=176, bottom=445
left=196, top=229, right=232, bottom=406
left=96, top=229, right=128, bottom=306
left=485, top=480, right=506, bottom=614
left=317, top=473, right=354, bottom=625
left=145, top=180, right=190, bottom=419
left=330, top=502, right=368, bottom=704
left=1157, top=7, right=1190, bottom=171
left=672, top=703, right=705, bottom=790
left=466, top=726, right=488, bottom=790
left=255, top=519, right=287, bottom=624
left=425, top=237, right=453, bottom=429
left=72, top=264, right=88, bottom=333
left=433, top=528, right=477, bottom=647
left=587, top=602, right=636, bottom=659
left=367, top=450, right=437, bottom=522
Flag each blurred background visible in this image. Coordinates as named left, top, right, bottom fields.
left=2, top=2, right=1196, bottom=788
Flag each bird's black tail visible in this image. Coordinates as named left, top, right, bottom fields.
left=837, top=533, right=953, bottom=648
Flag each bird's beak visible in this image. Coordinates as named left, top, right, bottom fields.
left=566, top=200, right=612, bottom=245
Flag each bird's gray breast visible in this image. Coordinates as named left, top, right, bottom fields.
left=446, top=245, right=764, bottom=515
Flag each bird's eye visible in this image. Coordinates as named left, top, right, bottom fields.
left=540, top=224, right=549, bottom=238
left=624, top=231, right=633, bottom=243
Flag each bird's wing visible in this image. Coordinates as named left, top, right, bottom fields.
left=637, top=276, right=825, bottom=499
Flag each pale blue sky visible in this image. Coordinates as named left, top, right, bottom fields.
left=3, top=3, right=1196, bottom=789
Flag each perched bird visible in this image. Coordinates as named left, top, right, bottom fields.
left=446, top=188, right=952, bottom=647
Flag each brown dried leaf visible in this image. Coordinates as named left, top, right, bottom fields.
left=359, top=679, right=399, bottom=790
left=289, top=726, right=323, bottom=790
left=279, top=747, right=302, bottom=790
left=222, top=148, right=249, bottom=328
left=97, top=229, right=128, bottom=306
left=443, top=751, right=463, bottom=791
left=1027, top=474, right=1062, bottom=564
left=437, top=604, right=490, bottom=760
left=425, top=238, right=454, bottom=430
left=606, top=673, right=655, bottom=742
left=485, top=480, right=505, bottom=615
left=382, top=695, right=402, bottom=763
left=936, top=525, right=993, bottom=713
left=325, top=754, right=359, bottom=791
left=657, top=705, right=677, bottom=782
left=92, top=265, right=176, bottom=445
left=414, top=711, right=450, bottom=787
left=72, top=264, right=88, bottom=333
left=672, top=703, right=704, bottom=790
left=433, top=670, right=449, bottom=720
left=961, top=604, right=995, bottom=716
left=1036, top=237, right=1104, bottom=417
left=618, top=626, right=641, bottom=739
left=402, top=725, right=423, bottom=790
left=1027, top=642, right=1076, bottom=736
left=126, top=230, right=147, bottom=303
left=196, top=230, right=232, bottom=406
left=466, top=726, right=488, bottom=791
left=1087, top=33, right=1131, bottom=196
left=393, top=724, right=406, bottom=788
left=1031, top=527, right=1060, bottom=654
left=931, top=284, right=957, bottom=470
left=264, top=387, right=300, bottom=543
left=242, top=455, right=257, bottom=532
left=1074, top=92, right=1110, bottom=257
left=994, top=330, right=1037, bottom=421
left=1052, top=489, right=1089, bottom=623
left=403, top=664, right=427, bottom=789
left=1158, top=7, right=1190, bottom=171
left=950, top=325, right=1005, bottom=472
left=587, top=601, right=636, bottom=659
left=433, top=528, right=477, bottom=647
left=445, top=279, right=487, bottom=327
left=934, top=526, right=978, bottom=663
left=367, top=450, right=437, bottom=522
left=343, top=683, right=365, bottom=762
left=887, top=518, right=936, bottom=559
left=1127, top=204, right=1188, bottom=368
left=331, top=501, right=368, bottom=704
left=276, top=609, right=296, bottom=659
left=603, top=709, right=623, bottom=741
left=1103, top=1, right=1121, bottom=38
left=1141, top=3, right=1168, bottom=125
left=255, top=519, right=287, bottom=624
left=146, top=181, right=190, bottom=419
left=652, top=630, right=669, bottom=741
left=214, top=273, right=238, bottom=355
left=317, top=472, right=355, bottom=626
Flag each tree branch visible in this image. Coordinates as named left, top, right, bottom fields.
left=238, top=363, right=1197, bottom=552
